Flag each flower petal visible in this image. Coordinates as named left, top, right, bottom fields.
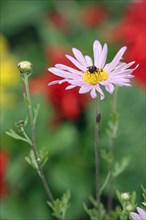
left=99, top=43, right=108, bottom=68
left=48, top=67, right=80, bottom=79
left=137, top=207, right=146, bottom=219
left=115, top=61, right=135, bottom=70
left=93, top=40, right=102, bottom=67
left=110, top=64, right=139, bottom=76
left=55, top=64, right=82, bottom=75
left=90, top=87, right=97, bottom=99
left=107, top=46, right=127, bottom=72
left=67, top=79, right=86, bottom=87
left=72, top=48, right=87, bottom=67
left=48, top=80, right=60, bottom=86
left=85, top=55, right=93, bottom=66
left=105, top=83, right=115, bottom=94
left=65, top=85, right=77, bottom=90
left=66, top=55, right=86, bottom=71
left=79, top=85, right=92, bottom=94
left=95, top=85, right=105, bottom=100
left=130, top=212, right=141, bottom=220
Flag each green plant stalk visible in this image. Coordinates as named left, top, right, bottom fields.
left=107, top=86, right=118, bottom=212
left=120, top=202, right=128, bottom=220
left=20, top=126, right=32, bottom=145
left=100, top=172, right=110, bottom=194
left=23, top=74, right=54, bottom=203
left=95, top=97, right=101, bottom=220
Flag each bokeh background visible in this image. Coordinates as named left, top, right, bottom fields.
left=0, top=0, right=145, bottom=219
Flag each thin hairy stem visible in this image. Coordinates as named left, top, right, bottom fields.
left=95, top=98, right=101, bottom=219
left=23, top=74, right=54, bottom=203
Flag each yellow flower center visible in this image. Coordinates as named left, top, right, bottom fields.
left=83, top=66, right=108, bottom=85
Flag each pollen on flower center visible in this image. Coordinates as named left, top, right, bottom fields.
left=83, top=66, right=108, bottom=85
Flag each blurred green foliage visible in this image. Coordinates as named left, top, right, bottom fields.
left=0, top=0, right=145, bottom=220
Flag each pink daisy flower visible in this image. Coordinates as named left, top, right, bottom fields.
left=130, top=203, right=146, bottom=220
left=48, top=40, right=138, bottom=100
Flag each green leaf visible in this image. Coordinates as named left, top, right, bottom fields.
left=100, top=149, right=111, bottom=163
left=113, top=157, right=130, bottom=177
left=107, top=111, right=119, bottom=138
left=24, top=115, right=29, bottom=126
left=83, top=199, right=106, bottom=220
left=131, top=191, right=136, bottom=205
left=83, top=204, right=98, bottom=220
left=25, top=150, right=38, bottom=170
left=23, top=93, right=30, bottom=106
left=116, top=190, right=122, bottom=205
left=141, top=185, right=146, bottom=202
left=39, top=149, right=48, bottom=167
left=47, top=190, right=71, bottom=220
left=6, top=129, right=30, bottom=144
left=25, top=156, right=33, bottom=167
left=33, top=103, right=40, bottom=125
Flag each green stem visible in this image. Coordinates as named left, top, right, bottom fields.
left=95, top=98, right=101, bottom=219
left=100, top=172, right=110, bottom=194
left=20, top=127, right=32, bottom=145
left=120, top=202, right=128, bottom=220
left=107, top=86, right=118, bottom=212
left=23, top=74, right=54, bottom=203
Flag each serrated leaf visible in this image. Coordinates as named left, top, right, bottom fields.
left=83, top=201, right=105, bottom=220
left=47, top=190, right=71, bottom=219
left=38, top=148, right=49, bottom=168
left=6, top=129, right=29, bottom=144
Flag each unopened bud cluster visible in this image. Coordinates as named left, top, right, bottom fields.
left=18, top=61, right=33, bottom=74
left=121, top=192, right=131, bottom=201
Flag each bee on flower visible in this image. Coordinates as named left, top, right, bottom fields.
left=48, top=40, right=138, bottom=100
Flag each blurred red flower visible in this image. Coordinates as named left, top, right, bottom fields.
left=30, top=45, right=89, bottom=123
left=0, top=151, right=9, bottom=198
left=47, top=10, right=69, bottom=32
left=81, top=4, right=108, bottom=28
left=114, top=1, right=146, bottom=88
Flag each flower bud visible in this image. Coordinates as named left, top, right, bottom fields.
left=121, top=192, right=130, bottom=201
left=18, top=61, right=33, bottom=74
left=16, top=120, right=25, bottom=127
left=126, top=204, right=134, bottom=212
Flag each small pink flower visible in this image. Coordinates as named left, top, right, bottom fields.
left=48, top=40, right=138, bottom=100
left=130, top=203, right=146, bottom=220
